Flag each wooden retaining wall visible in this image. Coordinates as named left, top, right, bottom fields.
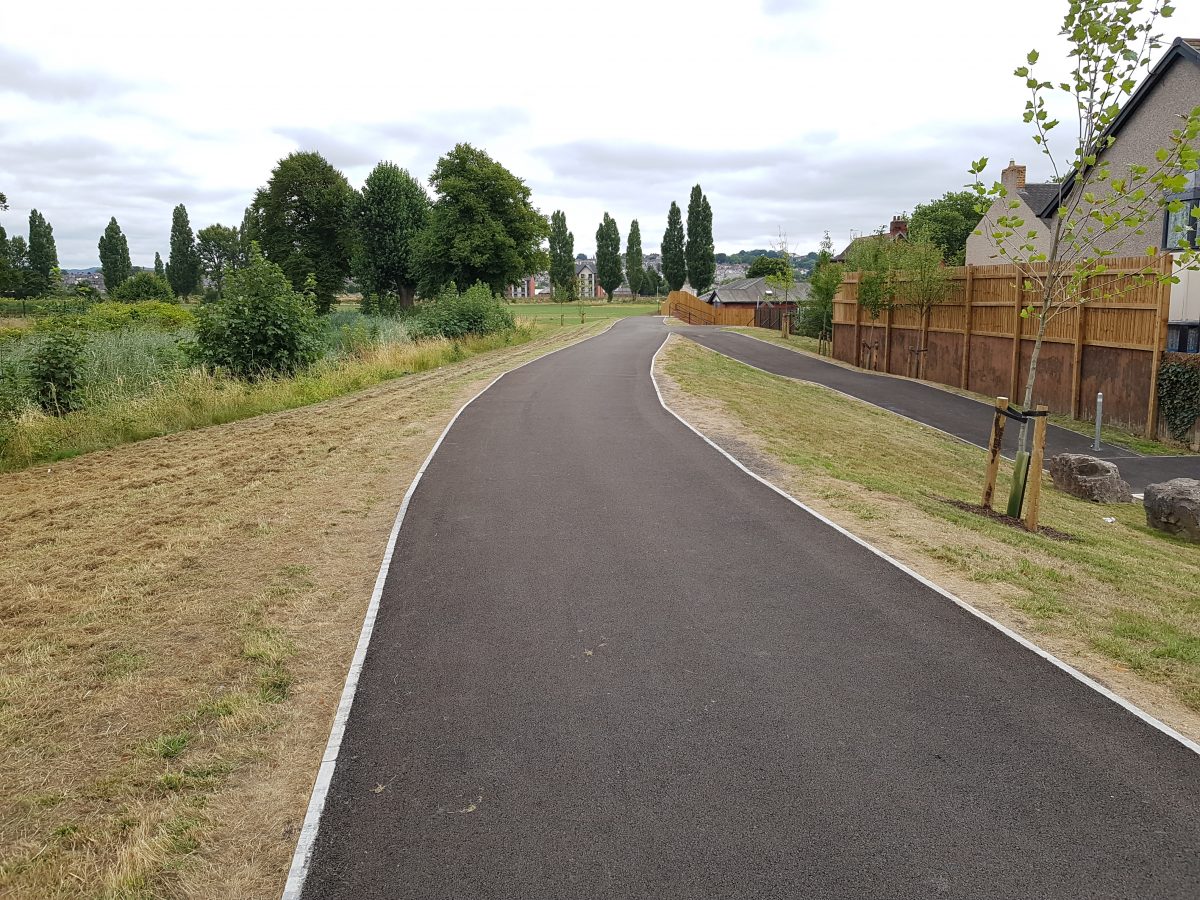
left=831, top=257, right=1173, bottom=433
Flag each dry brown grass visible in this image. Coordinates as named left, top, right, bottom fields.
left=657, top=335, right=1200, bottom=743
left=0, top=323, right=605, bottom=899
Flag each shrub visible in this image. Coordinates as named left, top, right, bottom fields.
left=28, top=329, right=85, bottom=414
left=35, top=301, right=194, bottom=334
left=410, top=282, right=515, bottom=340
left=192, top=246, right=322, bottom=378
left=109, top=272, right=176, bottom=304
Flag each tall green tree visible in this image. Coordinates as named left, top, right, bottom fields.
left=0, top=224, right=14, bottom=295
left=801, top=232, right=843, bottom=340
left=197, top=224, right=242, bottom=299
left=415, top=143, right=549, bottom=296
left=746, top=255, right=791, bottom=279
left=154, top=252, right=165, bottom=278
left=548, top=210, right=576, bottom=298
left=166, top=203, right=202, bottom=297
left=595, top=213, right=623, bottom=301
left=642, top=266, right=663, bottom=297
left=98, top=217, right=133, bottom=292
left=909, top=191, right=980, bottom=266
left=352, top=161, right=430, bottom=308
left=661, top=201, right=686, bottom=292
left=251, top=151, right=355, bottom=313
left=685, top=184, right=715, bottom=292
left=27, top=209, right=59, bottom=295
left=625, top=219, right=644, bottom=297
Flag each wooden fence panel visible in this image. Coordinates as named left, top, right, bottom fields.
left=830, top=257, right=1173, bottom=433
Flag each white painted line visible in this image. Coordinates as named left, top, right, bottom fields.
left=281, top=321, right=620, bottom=900
left=650, top=334, right=1200, bottom=757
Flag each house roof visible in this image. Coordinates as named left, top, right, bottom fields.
left=575, top=260, right=595, bottom=275
left=1032, top=36, right=1200, bottom=218
left=1018, top=183, right=1063, bottom=222
left=832, top=231, right=903, bottom=263
left=703, top=276, right=810, bottom=305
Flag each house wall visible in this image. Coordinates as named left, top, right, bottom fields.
left=966, top=193, right=1053, bottom=265
left=1172, top=267, right=1200, bottom=321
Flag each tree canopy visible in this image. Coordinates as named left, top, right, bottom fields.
left=685, top=184, right=715, bottom=292
left=27, top=209, right=59, bottom=296
left=197, top=223, right=243, bottom=298
left=98, top=217, right=133, bottom=292
left=251, top=151, right=355, bottom=313
left=548, top=210, right=575, bottom=298
left=353, top=161, right=430, bottom=307
left=746, top=255, right=791, bottom=279
left=661, top=201, right=686, bottom=292
left=415, top=143, right=549, bottom=296
left=595, top=213, right=623, bottom=301
left=909, top=191, right=980, bottom=266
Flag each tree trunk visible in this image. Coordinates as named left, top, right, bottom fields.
left=1018, top=324, right=1047, bottom=449
left=398, top=285, right=415, bottom=309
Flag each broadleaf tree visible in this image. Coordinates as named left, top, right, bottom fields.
left=595, top=213, right=623, bottom=301
left=801, top=232, right=843, bottom=341
left=625, top=219, right=644, bottom=297
left=415, top=143, right=549, bottom=296
left=353, top=161, right=430, bottom=308
left=98, top=217, right=133, bottom=292
left=685, top=184, right=715, bottom=292
left=251, top=151, right=355, bottom=313
left=909, top=191, right=981, bottom=266
left=166, top=203, right=202, bottom=297
left=197, top=223, right=242, bottom=298
left=548, top=210, right=576, bottom=299
left=661, top=201, right=686, bottom=291
left=968, top=0, right=1200, bottom=454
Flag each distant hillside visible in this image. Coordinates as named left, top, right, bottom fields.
left=716, top=249, right=819, bottom=269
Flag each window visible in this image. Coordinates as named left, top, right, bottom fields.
left=1163, top=174, right=1200, bottom=251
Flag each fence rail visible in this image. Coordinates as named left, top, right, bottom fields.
left=831, top=256, right=1173, bottom=433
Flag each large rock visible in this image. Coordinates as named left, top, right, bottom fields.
left=1144, top=478, right=1200, bottom=542
left=1049, top=453, right=1133, bottom=503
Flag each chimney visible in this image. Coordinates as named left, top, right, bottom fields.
left=1001, top=159, right=1027, bottom=192
left=890, top=214, right=908, bottom=237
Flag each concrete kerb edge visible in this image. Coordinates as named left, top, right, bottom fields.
left=650, top=333, right=1200, bottom=757
left=280, top=320, right=620, bottom=900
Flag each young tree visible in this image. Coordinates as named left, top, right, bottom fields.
left=763, top=229, right=796, bottom=310
left=98, top=217, right=133, bottom=292
left=154, top=252, right=165, bottom=278
left=27, top=209, right=59, bottom=295
left=801, top=232, right=844, bottom=341
left=595, top=213, right=623, bottom=301
left=415, top=143, right=549, bottom=296
left=251, top=151, right=355, bottom=313
left=625, top=219, right=644, bottom=297
left=909, top=191, right=981, bottom=266
left=894, top=233, right=954, bottom=378
left=846, top=231, right=902, bottom=369
left=548, top=210, right=576, bottom=298
left=661, top=201, right=686, bottom=291
left=353, top=161, right=430, bottom=308
left=685, top=184, right=715, bottom=292
left=197, top=224, right=242, bottom=298
left=166, top=203, right=202, bottom=297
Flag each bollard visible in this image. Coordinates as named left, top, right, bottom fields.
left=1093, top=392, right=1103, bottom=451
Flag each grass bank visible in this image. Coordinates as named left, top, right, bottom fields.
left=510, top=300, right=659, bottom=326
left=0, top=322, right=607, bottom=898
left=721, top=325, right=1192, bottom=457
left=658, top=335, right=1200, bottom=739
left=0, top=327, right=536, bottom=472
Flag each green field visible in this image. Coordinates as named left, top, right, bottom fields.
left=509, top=301, right=660, bottom=326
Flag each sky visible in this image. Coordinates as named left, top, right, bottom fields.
left=3, top=0, right=1199, bottom=269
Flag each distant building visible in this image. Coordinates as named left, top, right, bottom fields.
left=507, top=276, right=536, bottom=299
left=575, top=260, right=604, bottom=299
left=833, top=215, right=908, bottom=264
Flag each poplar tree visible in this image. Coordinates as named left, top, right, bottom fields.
left=98, top=217, right=133, bottom=292
left=625, top=219, right=644, bottom=297
left=661, top=201, right=686, bottom=292
left=167, top=203, right=202, bottom=297
left=595, top=213, right=623, bottom=301
left=685, top=184, right=715, bottom=292
left=154, top=252, right=165, bottom=278
left=548, top=210, right=576, bottom=298
left=27, top=209, right=59, bottom=294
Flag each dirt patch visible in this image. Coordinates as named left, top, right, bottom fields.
left=939, top=497, right=1077, bottom=541
left=0, top=323, right=606, bottom=898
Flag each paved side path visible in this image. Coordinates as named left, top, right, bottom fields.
left=300, top=317, right=1198, bottom=899
left=678, top=326, right=1200, bottom=494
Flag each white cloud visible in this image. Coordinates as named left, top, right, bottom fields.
left=1, top=0, right=1197, bottom=266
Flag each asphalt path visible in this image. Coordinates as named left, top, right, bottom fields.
left=677, top=326, right=1200, bottom=494
left=299, top=316, right=1199, bottom=899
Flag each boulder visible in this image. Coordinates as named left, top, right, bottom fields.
left=1048, top=453, right=1133, bottom=503
left=1144, top=478, right=1200, bottom=542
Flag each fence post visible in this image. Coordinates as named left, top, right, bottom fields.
left=1145, top=253, right=1172, bottom=438
left=960, top=266, right=973, bottom=389
left=982, top=396, right=1009, bottom=510
left=883, top=305, right=893, bottom=374
left=1023, top=405, right=1049, bottom=532
left=853, top=299, right=862, bottom=367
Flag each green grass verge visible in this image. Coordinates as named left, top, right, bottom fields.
left=510, top=301, right=659, bottom=326
left=663, top=337, right=1200, bottom=717
left=721, top=325, right=1192, bottom=458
